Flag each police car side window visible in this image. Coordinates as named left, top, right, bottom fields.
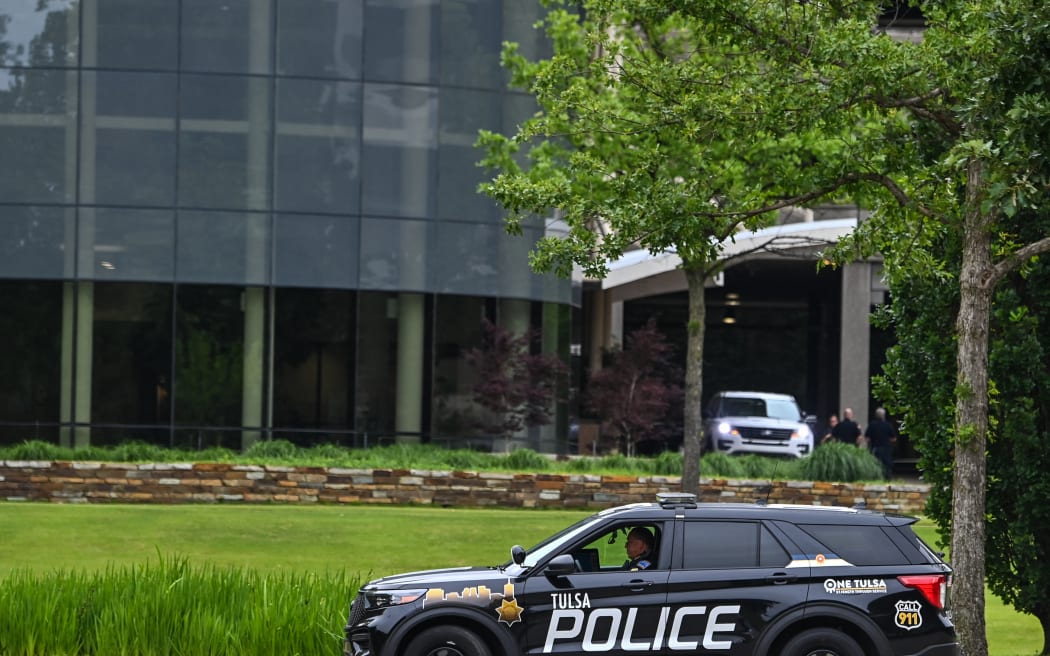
left=573, top=524, right=660, bottom=571
left=682, top=521, right=790, bottom=569
left=798, top=524, right=907, bottom=566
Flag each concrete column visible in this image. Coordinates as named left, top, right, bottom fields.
left=241, top=287, right=265, bottom=451
left=609, top=299, right=624, bottom=347
left=395, top=293, right=425, bottom=443
left=60, top=282, right=93, bottom=448
left=839, top=261, right=871, bottom=427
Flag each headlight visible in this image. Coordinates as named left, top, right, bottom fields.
left=364, top=588, right=428, bottom=608
left=717, top=421, right=732, bottom=435
left=792, top=426, right=811, bottom=440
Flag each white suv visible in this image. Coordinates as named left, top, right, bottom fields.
left=703, top=391, right=814, bottom=457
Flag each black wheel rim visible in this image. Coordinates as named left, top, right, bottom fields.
left=804, top=650, right=839, bottom=656
left=423, top=646, right=467, bottom=656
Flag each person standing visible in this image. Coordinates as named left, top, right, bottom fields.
left=820, top=413, right=839, bottom=445
left=831, top=407, right=861, bottom=445
left=864, top=407, right=897, bottom=480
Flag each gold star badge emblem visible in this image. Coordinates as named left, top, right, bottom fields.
left=495, top=598, right=524, bottom=626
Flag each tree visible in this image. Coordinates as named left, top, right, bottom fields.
left=586, top=320, right=683, bottom=455
left=481, top=3, right=1050, bottom=654
left=464, top=319, right=568, bottom=452
left=479, top=1, right=846, bottom=499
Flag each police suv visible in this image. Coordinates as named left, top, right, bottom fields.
left=343, top=493, right=957, bottom=656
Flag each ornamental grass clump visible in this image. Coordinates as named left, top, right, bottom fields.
left=796, top=441, right=885, bottom=483
left=0, top=555, right=358, bottom=656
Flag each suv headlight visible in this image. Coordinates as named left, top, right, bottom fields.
left=792, top=425, right=812, bottom=440
left=364, top=588, right=428, bottom=609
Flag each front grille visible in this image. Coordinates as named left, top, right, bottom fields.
left=346, top=592, right=366, bottom=629
left=738, top=427, right=794, bottom=441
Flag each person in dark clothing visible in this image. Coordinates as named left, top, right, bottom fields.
left=623, top=526, right=655, bottom=571
left=864, top=407, right=897, bottom=480
left=831, top=407, right=862, bottom=445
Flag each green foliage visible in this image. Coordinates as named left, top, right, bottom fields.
left=796, top=443, right=885, bottom=484
left=243, top=438, right=299, bottom=461
left=3, top=439, right=65, bottom=460
left=504, top=448, right=550, bottom=472
left=0, top=555, right=356, bottom=656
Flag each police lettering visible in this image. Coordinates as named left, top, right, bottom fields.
left=543, top=605, right=740, bottom=652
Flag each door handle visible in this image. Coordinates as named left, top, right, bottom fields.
left=621, top=580, right=654, bottom=590
left=767, top=572, right=795, bottom=585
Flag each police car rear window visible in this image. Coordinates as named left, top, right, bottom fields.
left=683, top=521, right=790, bottom=569
left=798, top=524, right=907, bottom=566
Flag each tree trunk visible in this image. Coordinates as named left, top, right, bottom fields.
left=1038, top=608, right=1050, bottom=656
left=680, top=265, right=707, bottom=495
left=952, top=159, right=992, bottom=656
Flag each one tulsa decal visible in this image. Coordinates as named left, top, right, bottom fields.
left=823, top=578, right=888, bottom=595
left=542, top=605, right=740, bottom=653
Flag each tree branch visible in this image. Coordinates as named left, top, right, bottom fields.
left=985, top=236, right=1050, bottom=290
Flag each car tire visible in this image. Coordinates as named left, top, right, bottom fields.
left=779, top=628, right=864, bottom=656
left=404, top=626, right=492, bottom=656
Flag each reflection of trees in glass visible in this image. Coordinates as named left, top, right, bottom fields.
left=174, top=286, right=243, bottom=446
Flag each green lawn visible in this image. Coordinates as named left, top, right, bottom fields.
left=1, top=503, right=1042, bottom=655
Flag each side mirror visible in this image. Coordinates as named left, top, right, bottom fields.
left=511, top=545, right=526, bottom=566
left=545, top=554, right=576, bottom=576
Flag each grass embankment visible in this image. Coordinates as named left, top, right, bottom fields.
left=0, top=504, right=1042, bottom=655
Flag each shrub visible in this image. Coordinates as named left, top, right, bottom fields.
left=652, top=450, right=683, bottom=475
left=243, top=438, right=299, bottom=461
left=503, top=448, right=550, bottom=471
left=3, top=439, right=68, bottom=460
left=797, top=442, right=885, bottom=482
left=700, top=451, right=747, bottom=479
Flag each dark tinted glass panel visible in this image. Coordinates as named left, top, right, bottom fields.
left=0, top=0, right=79, bottom=68
left=799, top=524, right=907, bottom=566
left=84, top=71, right=177, bottom=206
left=176, top=210, right=270, bottom=285
left=272, top=288, right=355, bottom=444
left=759, top=525, right=791, bottom=567
left=0, top=205, right=72, bottom=279
left=275, top=78, right=360, bottom=214
left=359, top=217, right=429, bottom=291
left=362, top=84, right=437, bottom=218
left=90, top=283, right=172, bottom=427
left=363, top=0, right=438, bottom=84
left=273, top=214, right=358, bottom=288
left=90, top=0, right=177, bottom=70
left=0, top=68, right=76, bottom=203
left=431, top=221, right=499, bottom=296
left=78, top=208, right=174, bottom=281
left=432, top=295, right=485, bottom=441
left=437, top=88, right=500, bottom=222
left=354, top=291, right=400, bottom=438
left=683, top=521, right=763, bottom=569
left=178, top=75, right=271, bottom=210
left=173, top=285, right=244, bottom=436
left=0, top=280, right=61, bottom=443
left=181, top=0, right=272, bottom=74
left=277, top=0, right=362, bottom=79
left=502, top=0, right=552, bottom=65
left=441, top=0, right=501, bottom=88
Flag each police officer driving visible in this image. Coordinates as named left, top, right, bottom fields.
left=623, top=526, right=655, bottom=571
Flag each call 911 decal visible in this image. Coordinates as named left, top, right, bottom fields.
left=895, top=600, right=923, bottom=631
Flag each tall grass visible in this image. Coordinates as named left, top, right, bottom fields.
left=0, top=554, right=357, bottom=656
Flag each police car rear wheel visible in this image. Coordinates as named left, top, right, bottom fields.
left=404, top=626, right=491, bottom=656
left=780, top=628, right=863, bottom=656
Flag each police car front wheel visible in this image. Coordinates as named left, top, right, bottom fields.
left=780, top=628, right=864, bottom=656
left=404, top=626, right=491, bottom=656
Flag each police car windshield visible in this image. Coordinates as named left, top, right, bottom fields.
left=504, top=515, right=607, bottom=570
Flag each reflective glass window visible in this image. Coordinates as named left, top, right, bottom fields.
left=363, top=0, right=438, bottom=84
left=81, top=71, right=177, bottom=206
left=431, top=221, right=499, bottom=296
left=0, top=68, right=77, bottom=203
left=438, top=88, right=500, bottom=222
left=502, top=0, right=552, bottom=66
left=0, top=280, right=62, bottom=444
left=173, top=284, right=245, bottom=446
left=0, top=0, right=79, bottom=68
left=178, top=75, right=272, bottom=211
left=441, top=0, right=502, bottom=88
left=181, top=0, right=272, bottom=75
left=431, top=295, right=485, bottom=442
left=88, top=0, right=176, bottom=70
left=276, top=0, right=362, bottom=79
left=359, top=217, right=430, bottom=291
left=0, top=205, right=73, bottom=279
left=362, top=84, right=437, bottom=218
left=275, top=78, right=361, bottom=214
left=274, top=213, right=358, bottom=289
left=354, top=290, right=401, bottom=439
left=272, top=288, right=356, bottom=443
left=91, top=282, right=173, bottom=428
left=78, top=207, right=175, bottom=281
left=176, top=210, right=270, bottom=285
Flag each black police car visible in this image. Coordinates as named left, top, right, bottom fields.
left=344, top=493, right=957, bottom=656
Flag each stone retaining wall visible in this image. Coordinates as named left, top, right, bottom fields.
left=0, top=461, right=929, bottom=514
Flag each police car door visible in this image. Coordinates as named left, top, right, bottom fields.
left=518, top=520, right=672, bottom=655
left=665, top=520, right=799, bottom=655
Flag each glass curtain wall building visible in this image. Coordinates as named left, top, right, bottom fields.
left=0, top=0, right=577, bottom=453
